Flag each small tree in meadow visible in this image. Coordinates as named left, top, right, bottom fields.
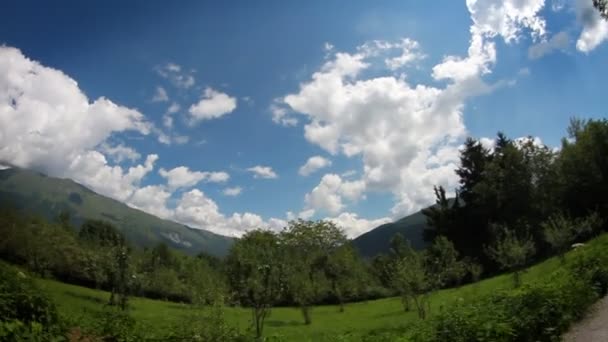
left=226, top=230, right=283, bottom=338
left=485, top=225, right=536, bottom=287
left=392, top=248, right=430, bottom=319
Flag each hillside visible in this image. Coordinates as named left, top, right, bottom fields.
left=352, top=209, right=429, bottom=258
left=0, top=168, right=233, bottom=256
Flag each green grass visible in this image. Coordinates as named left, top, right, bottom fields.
left=32, top=235, right=602, bottom=341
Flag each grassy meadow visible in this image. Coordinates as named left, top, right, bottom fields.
left=35, top=237, right=580, bottom=341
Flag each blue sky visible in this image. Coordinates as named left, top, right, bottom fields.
left=0, top=0, right=607, bottom=237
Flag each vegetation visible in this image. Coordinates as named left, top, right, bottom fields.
left=0, top=167, right=233, bottom=256
left=1, top=117, right=608, bottom=340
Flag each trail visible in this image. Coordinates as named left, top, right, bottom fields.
left=562, top=295, right=608, bottom=342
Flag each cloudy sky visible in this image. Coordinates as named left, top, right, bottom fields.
left=0, top=0, right=606, bottom=238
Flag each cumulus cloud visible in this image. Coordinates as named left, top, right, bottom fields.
left=159, top=166, right=229, bottom=190
left=247, top=165, right=278, bottom=179
left=128, top=185, right=173, bottom=219
left=466, top=0, right=546, bottom=42
left=173, top=189, right=285, bottom=236
left=575, top=0, right=608, bottom=52
left=304, top=174, right=366, bottom=215
left=188, top=87, right=237, bottom=124
left=0, top=46, right=159, bottom=202
left=383, top=38, right=426, bottom=70
left=151, top=86, right=169, bottom=102
left=0, top=45, right=286, bottom=239
left=270, top=101, right=298, bottom=126
left=528, top=31, right=570, bottom=59
left=156, top=63, right=195, bottom=89
left=298, top=156, right=332, bottom=176
left=222, top=186, right=242, bottom=196
left=278, top=1, right=547, bottom=219
left=162, top=102, right=181, bottom=129
left=326, top=212, right=391, bottom=238
left=99, top=143, right=141, bottom=163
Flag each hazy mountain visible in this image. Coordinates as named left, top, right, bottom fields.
left=352, top=208, right=429, bottom=258
left=0, top=168, right=233, bottom=256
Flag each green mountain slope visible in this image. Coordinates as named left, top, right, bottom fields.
left=352, top=209, right=429, bottom=258
left=0, top=168, right=233, bottom=256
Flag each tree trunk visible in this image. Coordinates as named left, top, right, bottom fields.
left=301, top=305, right=312, bottom=325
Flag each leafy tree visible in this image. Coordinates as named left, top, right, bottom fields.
left=425, top=236, right=466, bottom=289
left=226, top=230, right=283, bottom=338
left=558, top=118, right=608, bottom=228
left=280, top=219, right=347, bottom=325
left=325, top=244, right=364, bottom=312
left=391, top=248, right=430, bottom=319
left=485, top=225, right=536, bottom=287
left=543, top=212, right=604, bottom=263
left=79, top=219, right=126, bottom=248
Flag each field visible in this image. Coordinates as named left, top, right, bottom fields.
left=33, top=238, right=585, bottom=341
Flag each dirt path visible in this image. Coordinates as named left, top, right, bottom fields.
left=562, top=295, right=608, bottom=342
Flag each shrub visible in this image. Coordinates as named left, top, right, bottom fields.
left=0, top=262, right=65, bottom=340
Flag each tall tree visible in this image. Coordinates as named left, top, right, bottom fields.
left=558, top=118, right=608, bottom=228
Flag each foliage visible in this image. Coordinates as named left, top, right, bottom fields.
left=169, top=300, right=247, bottom=342
left=280, top=219, right=348, bottom=325
left=485, top=225, right=536, bottom=287
left=0, top=262, right=65, bottom=340
left=226, top=229, right=284, bottom=338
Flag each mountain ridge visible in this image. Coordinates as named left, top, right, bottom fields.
left=0, top=167, right=233, bottom=256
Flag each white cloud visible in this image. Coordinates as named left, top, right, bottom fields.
left=188, top=87, right=237, bottom=123
left=173, top=189, right=285, bottom=236
left=173, top=135, right=189, bottom=145
left=151, top=86, right=169, bottom=102
left=528, top=31, right=570, bottom=59
left=466, top=0, right=546, bottom=42
left=270, top=101, right=298, bottom=126
left=167, top=102, right=180, bottom=114
left=68, top=152, right=158, bottom=201
left=0, top=45, right=287, bottom=239
left=0, top=46, right=158, bottom=202
left=247, top=165, right=278, bottom=179
left=304, top=174, right=366, bottom=215
left=299, top=155, right=332, bottom=176
left=326, top=212, right=391, bottom=238
left=575, top=0, right=608, bottom=52
left=280, top=2, right=546, bottom=219
left=99, top=143, right=141, bottom=163
left=128, top=185, right=173, bottom=219
left=159, top=166, right=229, bottom=190
left=222, top=186, right=242, bottom=196
left=162, top=115, right=173, bottom=129
left=156, top=63, right=195, bottom=89
left=384, top=38, right=426, bottom=70
left=286, top=208, right=316, bottom=221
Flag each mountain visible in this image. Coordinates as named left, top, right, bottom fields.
left=352, top=208, right=429, bottom=258
left=0, top=168, right=233, bottom=257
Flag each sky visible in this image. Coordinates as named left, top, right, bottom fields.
left=0, top=0, right=607, bottom=238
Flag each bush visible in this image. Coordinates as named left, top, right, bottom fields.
left=0, top=263, right=65, bottom=341
left=406, top=257, right=602, bottom=342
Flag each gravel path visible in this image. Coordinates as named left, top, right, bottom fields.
left=562, top=295, right=608, bottom=342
